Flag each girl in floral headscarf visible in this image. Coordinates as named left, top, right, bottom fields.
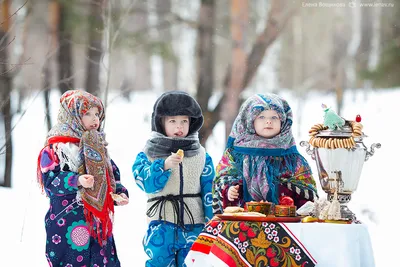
left=37, top=90, right=129, bottom=266
left=212, top=93, right=318, bottom=214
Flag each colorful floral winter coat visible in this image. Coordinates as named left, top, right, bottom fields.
left=39, top=144, right=128, bottom=267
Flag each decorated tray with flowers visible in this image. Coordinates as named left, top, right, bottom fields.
left=216, top=214, right=302, bottom=222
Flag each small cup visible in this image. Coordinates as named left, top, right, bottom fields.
left=275, top=205, right=297, bottom=217
left=246, top=201, right=272, bottom=216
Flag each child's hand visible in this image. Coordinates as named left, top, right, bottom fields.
left=116, top=193, right=129, bottom=206
left=78, top=174, right=94, bottom=188
left=164, top=153, right=183, bottom=170
left=228, top=185, right=240, bottom=201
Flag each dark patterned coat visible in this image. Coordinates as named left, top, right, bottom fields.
left=39, top=144, right=128, bottom=267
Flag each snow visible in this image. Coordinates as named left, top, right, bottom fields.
left=0, top=88, right=397, bottom=266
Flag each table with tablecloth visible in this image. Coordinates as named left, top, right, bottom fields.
left=185, top=219, right=375, bottom=267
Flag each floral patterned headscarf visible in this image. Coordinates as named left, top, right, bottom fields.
left=215, top=93, right=317, bottom=205
left=46, top=89, right=105, bottom=140
left=230, top=93, right=296, bottom=150
left=39, top=90, right=115, bottom=243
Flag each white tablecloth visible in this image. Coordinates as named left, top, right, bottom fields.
left=185, top=223, right=375, bottom=267
left=285, top=223, right=375, bottom=267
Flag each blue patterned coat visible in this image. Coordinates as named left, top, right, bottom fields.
left=132, top=150, right=214, bottom=266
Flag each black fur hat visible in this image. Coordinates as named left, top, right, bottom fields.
left=151, top=91, right=204, bottom=136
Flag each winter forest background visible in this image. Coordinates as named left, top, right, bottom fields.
left=0, top=0, right=399, bottom=266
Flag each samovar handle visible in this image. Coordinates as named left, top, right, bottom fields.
left=365, top=143, right=381, bottom=161
left=300, top=141, right=315, bottom=160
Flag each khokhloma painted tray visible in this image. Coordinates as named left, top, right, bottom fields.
left=216, top=214, right=302, bottom=222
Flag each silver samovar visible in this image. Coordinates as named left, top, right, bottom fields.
left=300, top=120, right=380, bottom=221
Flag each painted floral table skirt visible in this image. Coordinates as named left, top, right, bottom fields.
left=185, top=219, right=316, bottom=267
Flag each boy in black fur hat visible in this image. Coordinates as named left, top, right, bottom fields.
left=132, top=91, right=215, bottom=267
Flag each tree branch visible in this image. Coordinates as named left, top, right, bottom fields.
left=202, top=0, right=299, bottom=144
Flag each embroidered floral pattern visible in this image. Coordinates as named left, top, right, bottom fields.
left=51, top=177, right=60, bottom=187
left=57, top=218, right=66, bottom=227
left=64, top=173, right=77, bottom=192
left=52, top=234, right=61, bottom=244
left=199, top=220, right=315, bottom=267
left=66, top=220, right=90, bottom=252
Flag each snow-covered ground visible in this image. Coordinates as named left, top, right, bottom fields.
left=0, top=88, right=397, bottom=266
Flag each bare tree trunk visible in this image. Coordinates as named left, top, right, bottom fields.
left=133, top=1, right=151, bottom=91
left=369, top=5, right=381, bottom=72
left=292, top=14, right=304, bottom=137
left=0, top=76, right=12, bottom=188
left=335, top=61, right=345, bottom=115
left=42, top=55, right=52, bottom=131
left=198, top=0, right=296, bottom=145
left=0, top=0, right=12, bottom=187
left=57, top=1, right=74, bottom=94
left=42, top=0, right=60, bottom=132
left=196, top=0, right=215, bottom=145
left=44, top=88, right=52, bottom=132
left=86, top=0, right=104, bottom=96
left=0, top=80, right=12, bottom=188
left=16, top=1, right=32, bottom=114
left=355, top=0, right=373, bottom=88
left=223, top=0, right=248, bottom=138
left=156, top=0, right=177, bottom=91
left=331, top=8, right=351, bottom=115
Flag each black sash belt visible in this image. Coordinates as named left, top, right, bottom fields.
left=147, top=193, right=201, bottom=229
